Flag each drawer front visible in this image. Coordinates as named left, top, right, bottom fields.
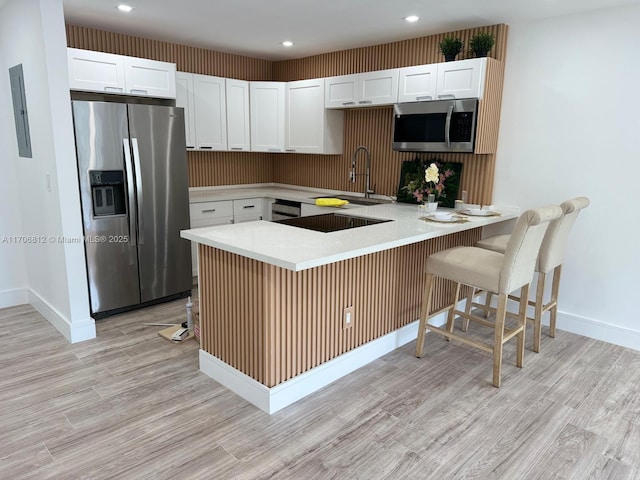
left=189, top=201, right=233, bottom=221
left=233, top=198, right=262, bottom=217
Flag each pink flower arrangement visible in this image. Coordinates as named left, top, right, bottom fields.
left=406, top=162, right=455, bottom=203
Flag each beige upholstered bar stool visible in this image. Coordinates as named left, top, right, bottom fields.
left=415, top=205, right=562, bottom=387
left=472, top=197, right=590, bottom=353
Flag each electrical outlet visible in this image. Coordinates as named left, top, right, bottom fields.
left=343, top=306, right=354, bottom=329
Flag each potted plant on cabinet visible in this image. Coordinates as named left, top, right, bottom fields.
left=438, top=36, right=464, bottom=62
left=469, top=32, right=495, bottom=58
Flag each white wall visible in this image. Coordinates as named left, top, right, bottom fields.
left=0, top=40, right=28, bottom=307
left=0, top=0, right=95, bottom=342
left=496, top=4, right=640, bottom=349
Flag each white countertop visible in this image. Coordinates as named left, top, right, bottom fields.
left=182, top=185, right=519, bottom=271
left=189, top=183, right=381, bottom=209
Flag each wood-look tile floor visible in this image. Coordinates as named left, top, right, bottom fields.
left=1, top=300, right=639, bottom=479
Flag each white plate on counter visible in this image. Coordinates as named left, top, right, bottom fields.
left=424, top=213, right=464, bottom=223
left=462, top=208, right=498, bottom=217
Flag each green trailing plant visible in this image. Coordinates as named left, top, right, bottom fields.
left=438, top=36, right=464, bottom=58
left=469, top=32, right=495, bottom=57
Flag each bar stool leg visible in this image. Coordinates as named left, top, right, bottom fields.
left=533, top=273, right=545, bottom=353
left=446, top=283, right=461, bottom=337
left=549, top=265, right=562, bottom=338
left=517, top=284, right=529, bottom=367
left=492, top=293, right=508, bottom=387
left=462, top=287, right=473, bottom=332
left=416, top=273, right=435, bottom=358
left=484, top=291, right=492, bottom=318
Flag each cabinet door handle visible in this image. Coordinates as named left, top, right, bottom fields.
left=437, top=94, right=456, bottom=99
left=230, top=147, right=243, bottom=150
left=201, top=209, right=216, bottom=213
left=416, top=95, right=432, bottom=101
left=342, top=101, right=356, bottom=106
left=267, top=148, right=282, bottom=152
left=358, top=100, right=373, bottom=104
left=285, top=149, right=296, bottom=152
left=104, top=86, right=123, bottom=93
left=186, top=146, right=195, bottom=149
left=243, top=205, right=255, bottom=209
left=200, top=146, right=213, bottom=149
left=130, top=89, right=148, bottom=95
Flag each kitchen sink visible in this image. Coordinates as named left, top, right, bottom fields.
left=311, top=195, right=391, bottom=206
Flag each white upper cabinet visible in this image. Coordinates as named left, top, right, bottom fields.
left=358, top=69, right=399, bottom=106
left=397, top=64, right=438, bottom=103
left=435, top=58, right=486, bottom=100
left=175, top=72, right=196, bottom=149
left=67, top=48, right=176, bottom=98
left=250, top=82, right=286, bottom=152
left=324, top=74, right=358, bottom=108
left=325, top=68, right=399, bottom=108
left=225, top=79, right=251, bottom=151
left=123, top=56, right=176, bottom=98
left=193, top=74, right=227, bottom=151
left=397, top=58, right=487, bottom=103
left=67, top=48, right=126, bottom=94
left=285, top=78, right=344, bottom=155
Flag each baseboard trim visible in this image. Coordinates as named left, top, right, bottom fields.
left=28, top=290, right=95, bottom=343
left=0, top=288, right=29, bottom=309
left=199, top=311, right=448, bottom=414
left=556, top=311, right=640, bottom=351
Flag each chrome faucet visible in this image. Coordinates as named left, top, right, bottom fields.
left=350, top=146, right=374, bottom=198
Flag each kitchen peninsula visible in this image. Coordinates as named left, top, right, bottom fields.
left=182, top=189, right=517, bottom=413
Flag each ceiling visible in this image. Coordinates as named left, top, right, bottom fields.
left=61, top=0, right=640, bottom=60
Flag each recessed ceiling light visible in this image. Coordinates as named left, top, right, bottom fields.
left=117, top=4, right=133, bottom=13
left=404, top=15, right=420, bottom=23
left=282, top=41, right=294, bottom=47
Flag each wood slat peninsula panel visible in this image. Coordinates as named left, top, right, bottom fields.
left=198, top=228, right=481, bottom=387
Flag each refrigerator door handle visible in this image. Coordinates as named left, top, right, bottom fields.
left=131, top=138, right=144, bottom=245
left=122, top=138, right=137, bottom=247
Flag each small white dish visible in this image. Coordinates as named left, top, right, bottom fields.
left=433, top=212, right=453, bottom=221
left=464, top=208, right=494, bottom=216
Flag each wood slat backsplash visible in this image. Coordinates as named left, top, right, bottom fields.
left=66, top=23, right=507, bottom=203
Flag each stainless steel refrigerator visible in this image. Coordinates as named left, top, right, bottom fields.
left=72, top=100, right=191, bottom=318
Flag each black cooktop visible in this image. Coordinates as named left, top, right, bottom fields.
left=274, top=213, right=391, bottom=233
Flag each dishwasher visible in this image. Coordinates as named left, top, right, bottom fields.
left=271, top=199, right=301, bottom=221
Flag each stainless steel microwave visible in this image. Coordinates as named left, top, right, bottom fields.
left=392, top=99, right=478, bottom=153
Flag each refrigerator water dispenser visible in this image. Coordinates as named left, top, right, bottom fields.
left=89, top=170, right=126, bottom=216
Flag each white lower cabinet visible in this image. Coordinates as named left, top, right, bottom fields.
left=189, top=201, right=233, bottom=276
left=233, top=198, right=264, bottom=222
left=189, top=199, right=267, bottom=276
